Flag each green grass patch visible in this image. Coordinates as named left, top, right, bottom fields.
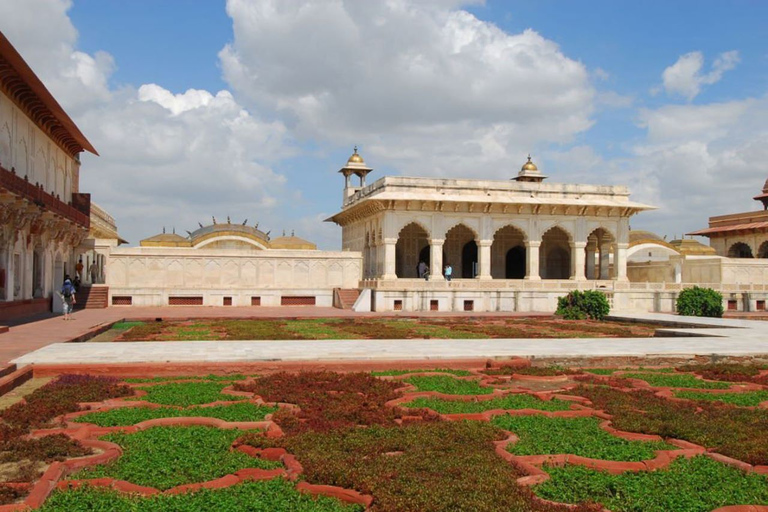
left=40, top=478, right=362, bottom=512
left=134, top=381, right=248, bottom=407
left=622, top=372, right=731, bottom=389
left=535, top=455, right=768, bottom=512
left=282, top=319, right=356, bottom=340
left=582, top=368, right=617, bottom=375
left=491, top=415, right=675, bottom=461
left=110, top=321, right=145, bottom=330
left=74, top=402, right=278, bottom=427
left=123, top=374, right=246, bottom=384
left=73, top=426, right=280, bottom=490
left=674, top=389, right=768, bottom=407
left=371, top=368, right=472, bottom=377
left=402, top=394, right=573, bottom=413
left=405, top=375, right=494, bottom=395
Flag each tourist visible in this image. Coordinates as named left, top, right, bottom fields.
left=89, top=262, right=98, bottom=284
left=75, top=258, right=84, bottom=281
left=60, top=275, right=76, bottom=320
left=418, top=261, right=428, bottom=279
left=444, top=263, right=453, bottom=282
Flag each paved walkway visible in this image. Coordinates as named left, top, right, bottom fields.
left=7, top=311, right=768, bottom=367
left=0, top=306, right=546, bottom=365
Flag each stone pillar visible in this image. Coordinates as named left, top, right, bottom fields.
left=2, top=244, right=12, bottom=301
left=429, top=239, right=444, bottom=281
left=570, top=242, right=587, bottom=281
left=477, top=240, right=492, bottom=280
left=599, top=243, right=611, bottom=280
left=585, top=243, right=596, bottom=279
left=616, top=243, right=629, bottom=281
left=382, top=238, right=397, bottom=280
left=524, top=241, right=541, bottom=281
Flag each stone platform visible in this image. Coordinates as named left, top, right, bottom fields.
left=9, top=313, right=768, bottom=367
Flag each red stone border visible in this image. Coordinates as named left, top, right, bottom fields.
left=4, top=364, right=768, bottom=511
left=0, top=386, right=372, bottom=511
left=654, top=388, right=768, bottom=410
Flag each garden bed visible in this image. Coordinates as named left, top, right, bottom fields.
left=0, top=362, right=766, bottom=511
left=98, top=317, right=662, bottom=342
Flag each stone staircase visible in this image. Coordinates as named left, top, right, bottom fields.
left=74, top=285, right=109, bottom=309
left=334, top=288, right=361, bottom=310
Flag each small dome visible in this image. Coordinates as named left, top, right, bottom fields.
left=269, top=235, right=317, bottom=250
left=762, top=178, right=768, bottom=194
left=348, top=146, right=365, bottom=165
left=521, top=155, right=538, bottom=172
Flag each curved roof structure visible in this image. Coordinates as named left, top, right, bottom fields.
left=139, top=221, right=316, bottom=250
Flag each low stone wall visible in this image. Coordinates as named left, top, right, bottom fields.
left=106, top=248, right=362, bottom=307
left=370, top=286, right=768, bottom=313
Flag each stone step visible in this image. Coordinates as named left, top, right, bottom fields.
left=335, top=288, right=361, bottom=310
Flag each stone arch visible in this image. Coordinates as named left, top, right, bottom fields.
left=586, top=227, right=616, bottom=279
left=491, top=225, right=527, bottom=279
left=541, top=226, right=572, bottom=279
left=757, top=241, right=768, bottom=258
left=728, top=242, right=753, bottom=259
left=396, top=222, right=429, bottom=278
left=444, top=224, right=477, bottom=278
left=394, top=218, right=431, bottom=240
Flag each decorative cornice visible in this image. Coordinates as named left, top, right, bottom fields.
left=0, top=33, right=97, bottom=158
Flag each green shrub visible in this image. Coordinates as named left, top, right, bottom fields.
left=676, top=286, right=724, bottom=317
left=556, top=290, right=610, bottom=320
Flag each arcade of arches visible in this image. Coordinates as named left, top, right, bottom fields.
left=392, top=222, right=620, bottom=281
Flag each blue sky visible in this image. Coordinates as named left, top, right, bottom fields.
left=2, top=0, right=767, bottom=247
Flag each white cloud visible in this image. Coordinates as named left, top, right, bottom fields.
left=0, top=0, right=113, bottom=115
left=621, top=95, right=768, bottom=237
left=662, top=50, right=740, bottom=101
left=0, top=0, right=296, bottom=246
left=219, top=0, right=595, bottom=178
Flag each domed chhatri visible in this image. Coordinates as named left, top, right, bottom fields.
left=339, top=145, right=373, bottom=193
left=513, top=154, right=547, bottom=183
left=521, top=155, right=538, bottom=172
left=347, top=146, right=365, bottom=164
left=753, top=177, right=768, bottom=210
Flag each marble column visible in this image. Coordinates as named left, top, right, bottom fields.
left=382, top=238, right=397, bottom=280
left=429, top=239, right=444, bottom=281
left=585, top=242, right=596, bottom=280
left=570, top=242, right=587, bottom=280
left=616, top=243, right=629, bottom=281
left=477, top=240, right=492, bottom=280
left=2, top=243, right=12, bottom=301
left=524, top=241, right=541, bottom=280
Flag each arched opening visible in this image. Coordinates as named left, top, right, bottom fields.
left=505, top=246, right=526, bottom=279
left=728, top=242, right=753, bottom=258
left=541, top=226, right=571, bottom=279
left=444, top=224, right=477, bottom=278
left=462, top=241, right=478, bottom=278
left=757, top=241, right=768, bottom=258
left=395, top=223, right=429, bottom=278
left=586, top=228, right=616, bottom=280
left=491, top=225, right=526, bottom=279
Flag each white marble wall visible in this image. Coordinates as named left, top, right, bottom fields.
left=106, top=248, right=363, bottom=306
left=0, top=91, right=79, bottom=198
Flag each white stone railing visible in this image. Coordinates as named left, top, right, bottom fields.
left=359, top=278, right=619, bottom=291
